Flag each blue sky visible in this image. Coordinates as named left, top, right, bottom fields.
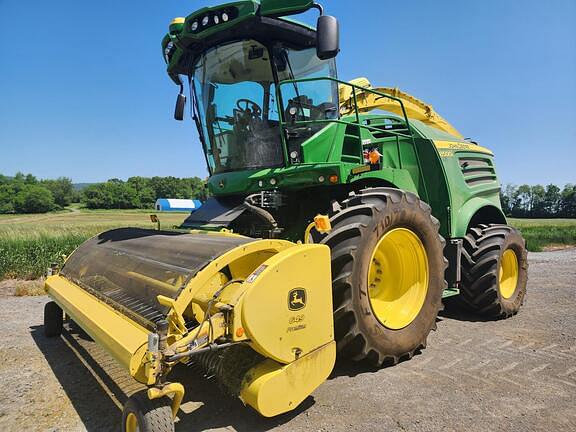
left=1, top=0, right=575, bottom=185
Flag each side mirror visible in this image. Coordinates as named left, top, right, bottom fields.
left=316, top=15, right=339, bottom=60
left=174, top=93, right=186, bottom=121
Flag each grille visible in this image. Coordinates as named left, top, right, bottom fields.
left=459, top=156, right=497, bottom=187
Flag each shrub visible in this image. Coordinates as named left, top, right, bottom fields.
left=13, top=185, right=55, bottom=213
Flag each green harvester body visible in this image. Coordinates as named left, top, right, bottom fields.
left=161, top=0, right=506, bottom=293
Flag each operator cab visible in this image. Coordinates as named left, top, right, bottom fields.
left=191, top=39, right=339, bottom=173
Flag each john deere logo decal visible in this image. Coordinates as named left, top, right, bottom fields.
left=288, top=288, right=306, bottom=311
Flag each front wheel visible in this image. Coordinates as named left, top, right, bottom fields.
left=321, top=188, right=447, bottom=366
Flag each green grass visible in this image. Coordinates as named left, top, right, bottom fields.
left=0, top=209, right=574, bottom=280
left=508, top=218, right=576, bottom=252
left=0, top=210, right=189, bottom=280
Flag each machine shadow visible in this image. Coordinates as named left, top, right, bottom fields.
left=172, top=361, right=315, bottom=432
left=439, top=296, right=500, bottom=323
left=330, top=349, right=427, bottom=379
left=30, top=324, right=122, bottom=431
left=30, top=324, right=312, bottom=432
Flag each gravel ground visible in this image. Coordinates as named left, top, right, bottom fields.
left=0, top=249, right=574, bottom=432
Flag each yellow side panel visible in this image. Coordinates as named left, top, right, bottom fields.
left=434, top=140, right=494, bottom=156
left=45, top=275, right=149, bottom=380
left=240, top=341, right=336, bottom=417
left=241, top=244, right=333, bottom=364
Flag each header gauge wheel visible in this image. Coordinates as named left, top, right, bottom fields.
left=122, top=392, right=174, bottom=432
left=44, top=301, right=63, bottom=338
left=321, top=188, right=447, bottom=366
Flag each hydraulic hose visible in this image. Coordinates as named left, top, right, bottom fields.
left=242, top=195, right=278, bottom=229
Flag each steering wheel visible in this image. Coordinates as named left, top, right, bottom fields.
left=236, top=98, right=262, bottom=118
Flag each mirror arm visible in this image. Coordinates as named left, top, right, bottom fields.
left=312, top=2, right=324, bottom=15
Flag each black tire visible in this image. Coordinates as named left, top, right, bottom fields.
left=121, top=392, right=174, bottom=432
left=44, top=301, right=63, bottom=337
left=461, top=224, right=528, bottom=318
left=321, top=188, right=447, bottom=366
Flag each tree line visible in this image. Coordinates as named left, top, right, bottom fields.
left=500, top=184, right=576, bottom=218
left=0, top=173, right=78, bottom=213
left=2, top=173, right=575, bottom=217
left=0, top=173, right=207, bottom=213
left=82, top=176, right=206, bottom=209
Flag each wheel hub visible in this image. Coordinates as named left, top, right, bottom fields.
left=367, top=228, right=429, bottom=329
left=125, top=412, right=139, bottom=432
left=499, top=249, right=519, bottom=299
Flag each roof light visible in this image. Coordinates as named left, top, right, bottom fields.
left=214, top=15, right=220, bottom=24
left=221, top=12, right=229, bottom=22
left=202, top=15, right=209, bottom=26
left=191, top=21, right=198, bottom=31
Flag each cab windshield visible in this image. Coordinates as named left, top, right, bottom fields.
left=191, top=39, right=338, bottom=174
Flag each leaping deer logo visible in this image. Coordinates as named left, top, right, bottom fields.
left=288, top=288, right=307, bottom=310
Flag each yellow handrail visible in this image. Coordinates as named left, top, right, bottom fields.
left=339, top=77, right=464, bottom=139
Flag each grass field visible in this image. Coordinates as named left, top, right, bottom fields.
left=508, top=218, right=576, bottom=252
left=0, top=210, right=574, bottom=280
left=0, top=209, right=189, bottom=280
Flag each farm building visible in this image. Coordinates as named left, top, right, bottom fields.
left=154, top=198, right=202, bottom=212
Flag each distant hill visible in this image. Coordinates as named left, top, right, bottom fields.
left=72, top=183, right=94, bottom=191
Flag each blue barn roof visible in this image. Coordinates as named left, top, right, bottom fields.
left=155, top=198, right=202, bottom=212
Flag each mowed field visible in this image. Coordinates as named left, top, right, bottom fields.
left=0, top=209, right=574, bottom=280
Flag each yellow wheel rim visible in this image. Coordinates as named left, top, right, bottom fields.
left=367, top=228, right=429, bottom=330
left=499, top=249, right=519, bottom=299
left=125, top=413, right=139, bottom=432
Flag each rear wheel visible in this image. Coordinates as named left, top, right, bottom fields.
left=122, top=392, right=174, bottom=432
left=321, top=188, right=447, bottom=366
left=44, top=301, right=63, bottom=337
left=461, top=224, right=528, bottom=318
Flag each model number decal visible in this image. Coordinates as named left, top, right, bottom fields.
left=246, top=265, right=267, bottom=283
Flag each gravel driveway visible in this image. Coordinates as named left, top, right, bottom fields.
left=0, top=249, right=574, bottom=432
